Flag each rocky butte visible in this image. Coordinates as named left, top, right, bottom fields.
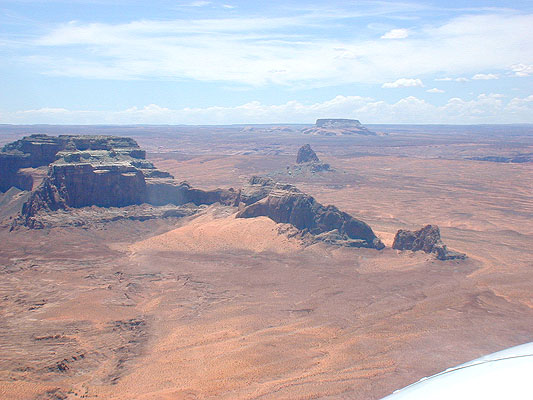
left=296, top=144, right=320, bottom=164
left=392, top=225, right=467, bottom=260
left=291, top=144, right=331, bottom=173
left=302, top=119, right=376, bottom=136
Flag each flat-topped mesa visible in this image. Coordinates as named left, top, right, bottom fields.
left=5, top=134, right=241, bottom=228
left=1, top=134, right=148, bottom=193
left=302, top=119, right=376, bottom=136
left=392, top=225, right=466, bottom=261
left=1, top=134, right=145, bottom=167
left=236, top=176, right=384, bottom=249
left=316, top=119, right=363, bottom=128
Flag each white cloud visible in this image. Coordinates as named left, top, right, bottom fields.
left=472, top=73, right=499, bottom=80
left=510, top=63, right=533, bottom=77
left=382, top=78, right=424, bottom=88
left=5, top=94, right=533, bottom=125
left=222, top=4, right=236, bottom=9
left=17, top=13, right=533, bottom=87
left=435, top=77, right=469, bottom=82
left=19, top=107, right=70, bottom=114
left=181, top=1, right=211, bottom=7
left=426, top=88, right=444, bottom=93
left=381, top=28, right=409, bottom=39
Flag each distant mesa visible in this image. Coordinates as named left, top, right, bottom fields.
left=240, top=125, right=296, bottom=134
left=302, top=119, right=376, bottom=136
left=236, top=176, right=384, bottom=249
left=392, top=225, right=466, bottom=260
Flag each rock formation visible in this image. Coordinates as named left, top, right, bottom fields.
left=296, top=144, right=320, bottom=164
left=287, top=144, right=331, bottom=174
left=236, top=176, right=384, bottom=249
left=302, top=119, right=376, bottom=136
left=392, top=225, right=466, bottom=260
left=3, top=134, right=394, bottom=253
left=1, top=134, right=238, bottom=228
left=0, top=134, right=144, bottom=192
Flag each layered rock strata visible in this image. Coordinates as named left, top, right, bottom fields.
left=392, top=225, right=466, bottom=260
left=236, top=176, right=384, bottom=249
left=2, top=135, right=237, bottom=228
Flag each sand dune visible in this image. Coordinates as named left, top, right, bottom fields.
left=131, top=213, right=302, bottom=254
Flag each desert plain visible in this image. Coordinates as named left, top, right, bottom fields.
left=0, top=123, right=532, bottom=399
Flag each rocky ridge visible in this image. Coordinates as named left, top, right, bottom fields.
left=392, top=225, right=466, bottom=260
left=236, top=176, right=385, bottom=249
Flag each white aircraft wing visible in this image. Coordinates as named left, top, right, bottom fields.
left=381, top=342, right=533, bottom=399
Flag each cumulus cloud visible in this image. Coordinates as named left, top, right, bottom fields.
left=16, top=12, right=533, bottom=87
left=381, top=28, right=409, bottom=39
left=382, top=78, right=424, bottom=88
left=426, top=88, right=444, bottom=93
left=472, top=73, right=498, bottom=80
left=510, top=64, right=533, bottom=77
left=5, top=94, right=533, bottom=125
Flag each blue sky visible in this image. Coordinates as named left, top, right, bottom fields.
left=1, top=0, right=532, bottom=124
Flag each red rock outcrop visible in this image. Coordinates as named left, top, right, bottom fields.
left=392, top=225, right=466, bottom=260
left=236, top=177, right=384, bottom=249
left=296, top=144, right=320, bottom=164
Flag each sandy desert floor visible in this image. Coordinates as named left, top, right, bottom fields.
left=0, top=125, right=532, bottom=399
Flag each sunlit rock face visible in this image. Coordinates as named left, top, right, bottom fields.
left=236, top=176, right=385, bottom=249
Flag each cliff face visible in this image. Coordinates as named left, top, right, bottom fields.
left=0, top=134, right=146, bottom=193
left=392, top=225, right=466, bottom=260
left=49, top=164, right=147, bottom=208
left=3, top=134, right=241, bottom=228
left=236, top=177, right=384, bottom=249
